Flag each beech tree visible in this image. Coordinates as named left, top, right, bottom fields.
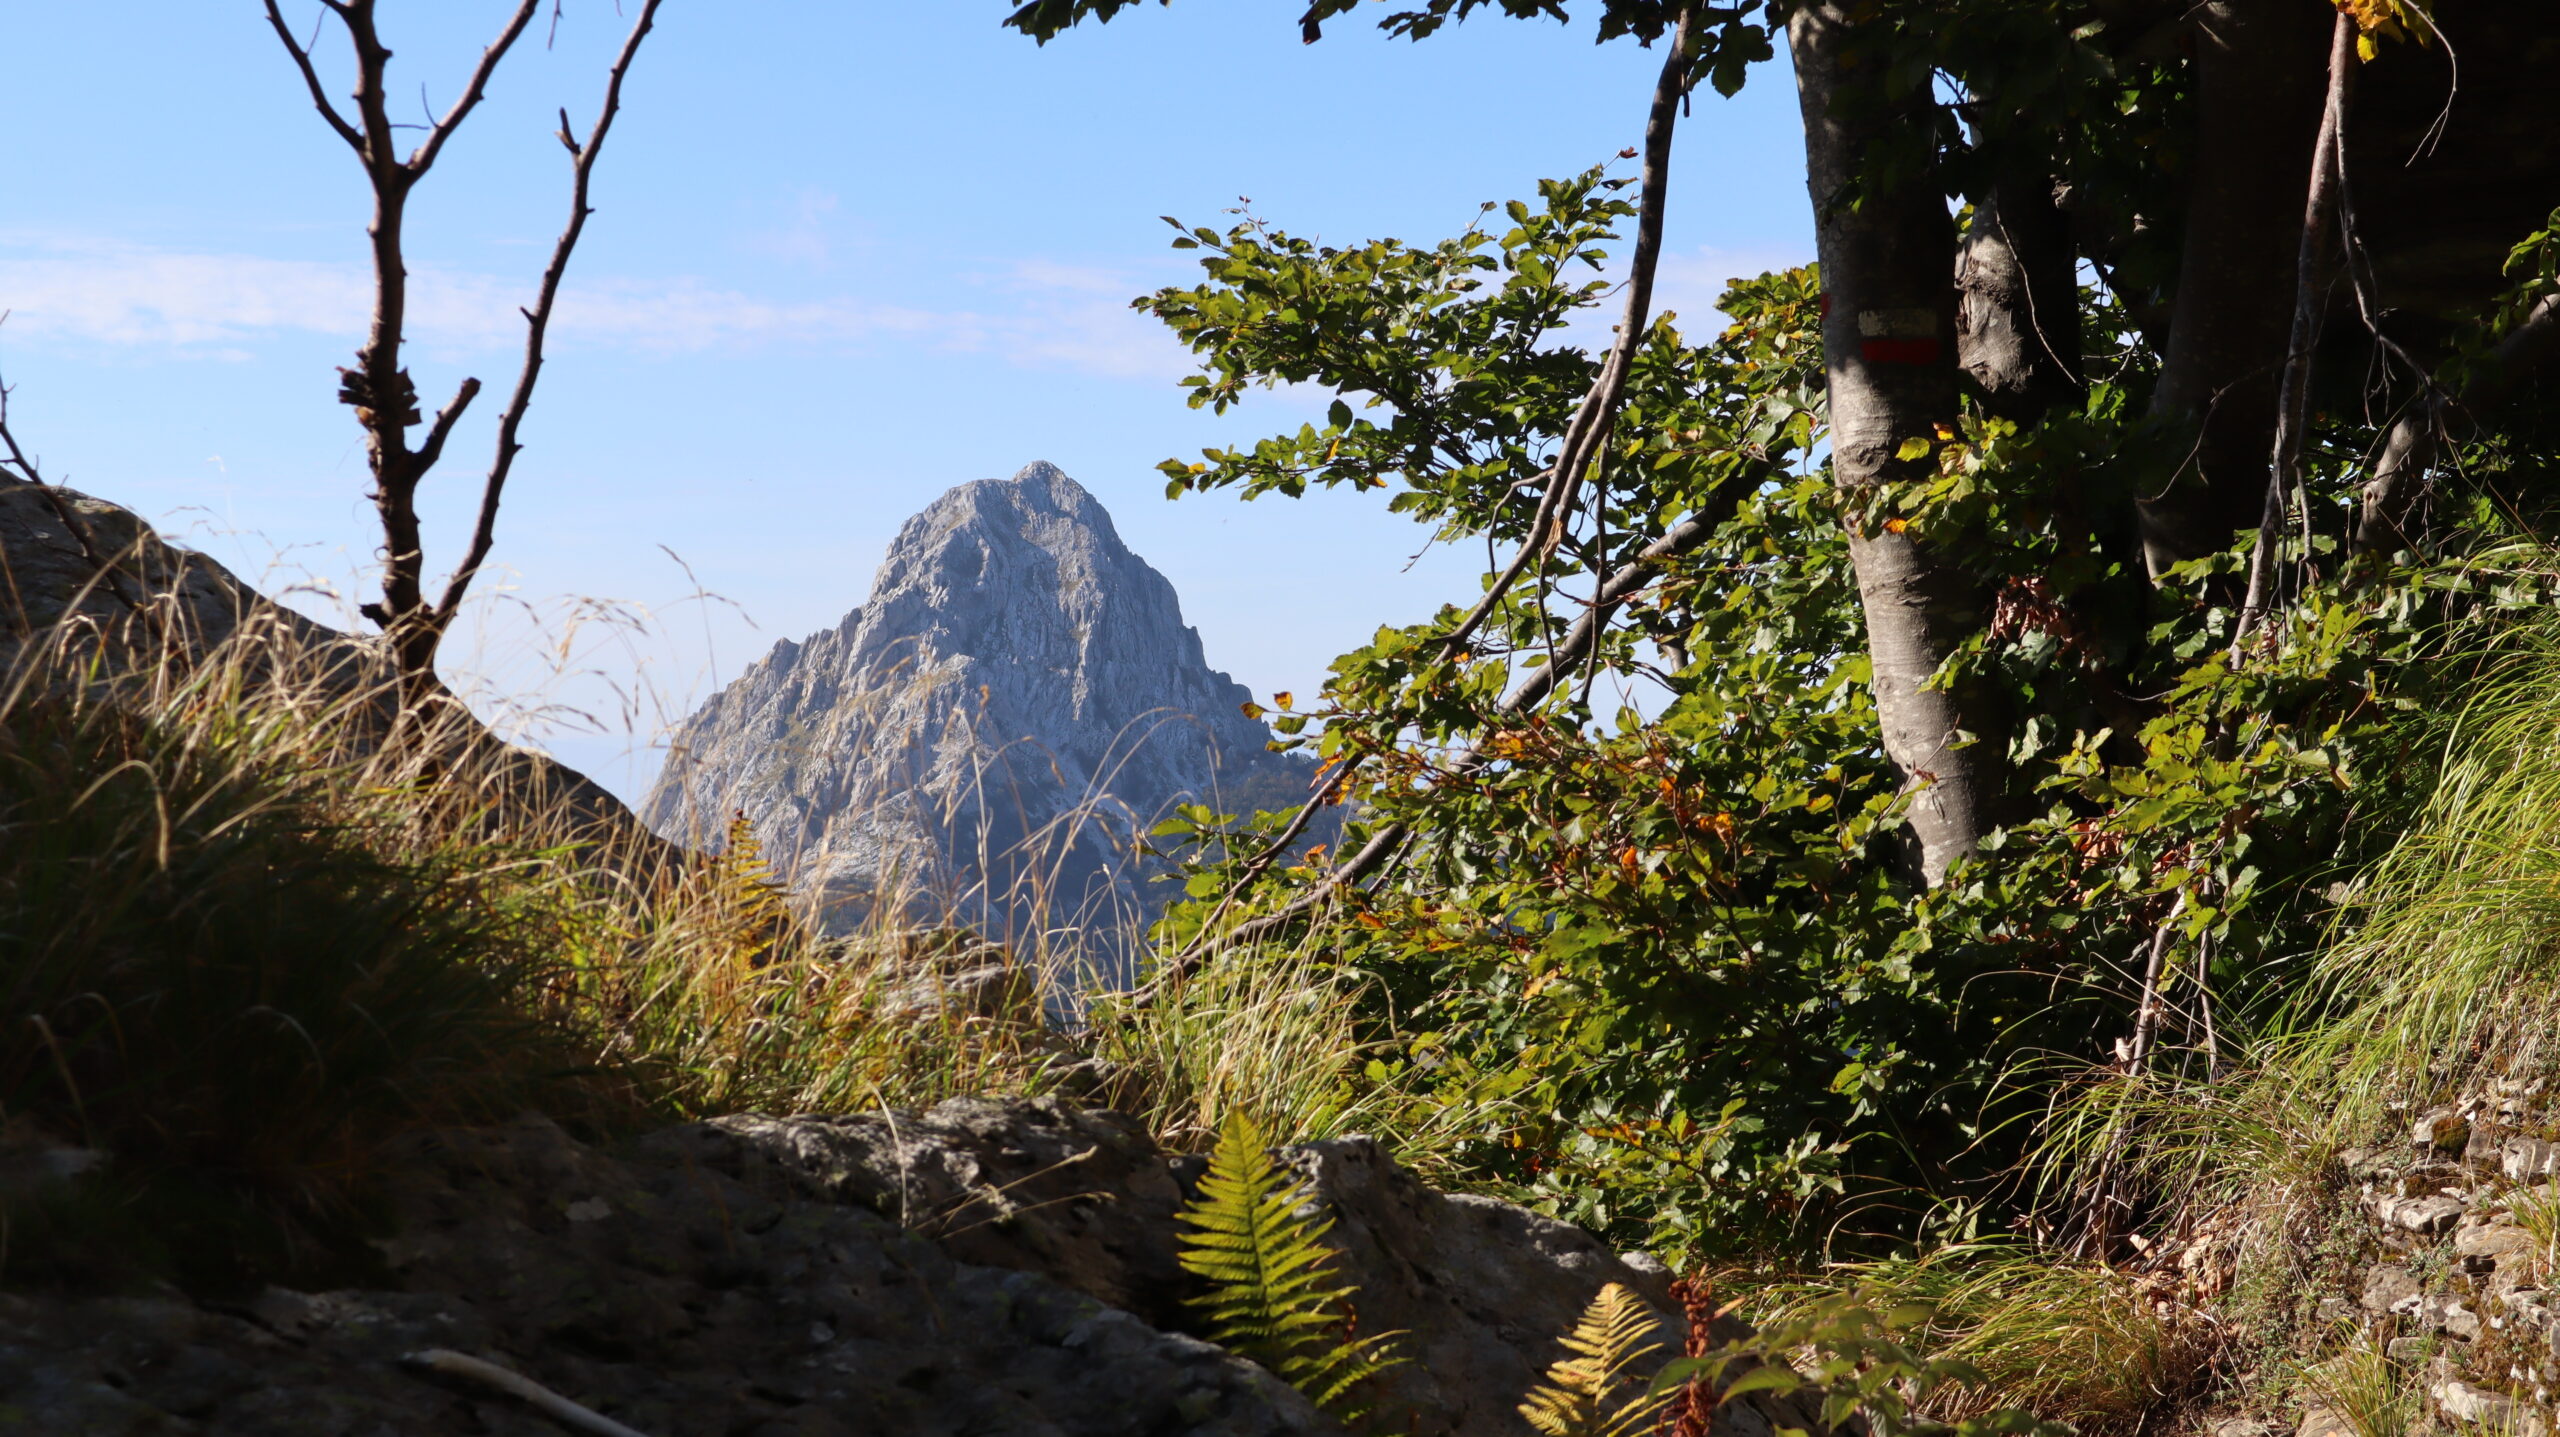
left=263, top=0, right=664, bottom=717
left=1013, top=0, right=2560, bottom=1253
left=1012, top=0, right=2559, bottom=880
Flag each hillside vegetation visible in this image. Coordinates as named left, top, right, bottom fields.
left=16, top=0, right=2560, bottom=1430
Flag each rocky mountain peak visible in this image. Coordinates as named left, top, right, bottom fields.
left=643, top=462, right=1306, bottom=977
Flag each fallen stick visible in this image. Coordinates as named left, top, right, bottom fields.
left=402, top=1348, right=656, bottom=1437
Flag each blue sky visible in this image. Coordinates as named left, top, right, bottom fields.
left=0, top=2, right=1811, bottom=801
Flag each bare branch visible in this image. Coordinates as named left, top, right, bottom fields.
left=259, top=1, right=365, bottom=152
left=434, top=0, right=666, bottom=630
left=1429, top=3, right=1703, bottom=669
left=406, top=0, right=544, bottom=175
left=412, top=376, right=483, bottom=476
left=2356, top=291, right=2560, bottom=553
left=2235, top=10, right=2355, bottom=648
left=1141, top=489, right=1743, bottom=995
left=402, top=1349, right=654, bottom=1437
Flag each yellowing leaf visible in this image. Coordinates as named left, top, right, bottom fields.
left=1274, top=690, right=1294, bottom=710
left=1894, top=436, right=1934, bottom=462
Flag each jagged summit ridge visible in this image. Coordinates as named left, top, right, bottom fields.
left=642, top=462, right=1302, bottom=965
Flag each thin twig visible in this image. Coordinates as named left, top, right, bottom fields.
left=435, top=0, right=666, bottom=630
left=1428, top=1, right=1701, bottom=671
left=258, top=3, right=366, bottom=150
left=2357, top=291, right=2560, bottom=554
left=405, top=2, right=544, bottom=175
left=402, top=1350, right=654, bottom=1437
left=0, top=362, right=145, bottom=614
left=2121, top=896, right=2184, bottom=1077
left=2235, top=11, right=2356, bottom=649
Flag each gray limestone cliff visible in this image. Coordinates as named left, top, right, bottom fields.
left=642, top=462, right=1309, bottom=976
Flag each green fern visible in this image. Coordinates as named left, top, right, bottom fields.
left=1177, top=1112, right=1402, bottom=1420
left=1517, top=1282, right=1673, bottom=1437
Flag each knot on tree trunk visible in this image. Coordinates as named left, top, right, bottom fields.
left=335, top=365, right=421, bottom=430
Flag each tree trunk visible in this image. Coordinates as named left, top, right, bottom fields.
left=1957, top=167, right=2082, bottom=426
left=1792, top=2, right=2003, bottom=885
left=2138, top=0, right=2331, bottom=576
left=2357, top=293, right=2560, bottom=553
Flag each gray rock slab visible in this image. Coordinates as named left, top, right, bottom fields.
left=643, top=1097, right=1822, bottom=1437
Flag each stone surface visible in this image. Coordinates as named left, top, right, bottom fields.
left=2416, top=1107, right=2473, bottom=1152
left=2433, top=1366, right=2547, bottom=1435
left=2363, top=1263, right=2423, bottom=1315
left=2379, top=1193, right=2468, bottom=1233
left=636, top=1097, right=1821, bottom=1437
left=2508, top=1138, right=2560, bottom=1181
left=2457, top=1219, right=2537, bottom=1260
left=642, top=463, right=1320, bottom=980
left=0, top=1112, right=1335, bottom=1437
left=2392, top=1293, right=2483, bottom=1341
left=0, top=1101, right=1826, bottom=1437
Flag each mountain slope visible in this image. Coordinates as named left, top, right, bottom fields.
left=643, top=461, right=1306, bottom=976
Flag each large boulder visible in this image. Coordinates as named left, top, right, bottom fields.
left=649, top=1097, right=1826, bottom=1437
left=0, top=1111, right=1332, bottom=1437
left=0, top=1099, right=1831, bottom=1435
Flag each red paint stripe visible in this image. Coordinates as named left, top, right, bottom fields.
left=1861, top=337, right=1941, bottom=365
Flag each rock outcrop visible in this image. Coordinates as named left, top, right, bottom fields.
left=0, top=480, right=657, bottom=850
left=655, top=1099, right=1735, bottom=1437
left=1, top=1100, right=1827, bottom=1437
left=0, top=1109, right=1328, bottom=1437
left=2286, top=1083, right=2560, bottom=1436
left=643, top=463, right=1314, bottom=977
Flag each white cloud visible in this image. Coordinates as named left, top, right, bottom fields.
left=740, top=188, right=843, bottom=270
left=0, top=229, right=1193, bottom=379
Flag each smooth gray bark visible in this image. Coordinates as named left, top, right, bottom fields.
left=1793, top=2, right=2003, bottom=885
left=1957, top=169, right=2082, bottom=425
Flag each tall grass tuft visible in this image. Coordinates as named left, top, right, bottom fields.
left=1086, top=939, right=1493, bottom=1174
left=1766, top=1242, right=2214, bottom=1435
left=0, top=607, right=598, bottom=1286
left=2270, top=619, right=2560, bottom=1131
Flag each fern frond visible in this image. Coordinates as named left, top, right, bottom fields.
left=1518, top=1283, right=1672, bottom=1437
left=1178, top=1112, right=1404, bottom=1423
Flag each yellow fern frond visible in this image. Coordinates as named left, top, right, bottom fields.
left=1518, top=1283, right=1672, bottom=1437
